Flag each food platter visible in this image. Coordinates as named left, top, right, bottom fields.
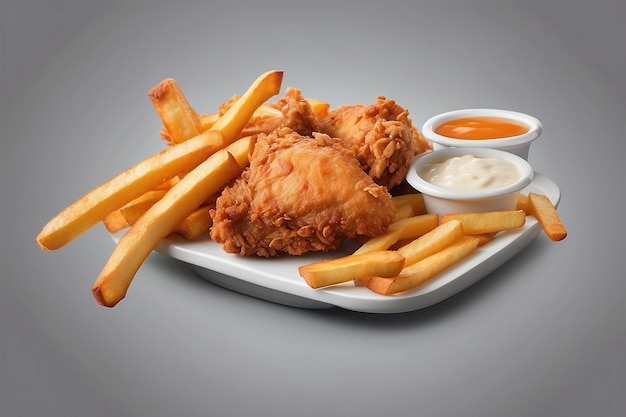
left=112, top=172, right=559, bottom=313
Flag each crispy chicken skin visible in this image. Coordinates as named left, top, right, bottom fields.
left=319, top=96, right=431, bottom=189
left=210, top=127, right=396, bottom=257
left=267, top=87, right=321, bottom=136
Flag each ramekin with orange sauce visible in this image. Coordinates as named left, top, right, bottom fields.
left=421, top=109, right=542, bottom=160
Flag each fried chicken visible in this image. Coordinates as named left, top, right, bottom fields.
left=208, top=90, right=429, bottom=257
left=267, top=87, right=321, bottom=136
left=319, top=96, right=431, bottom=189
left=203, top=89, right=429, bottom=191
left=209, top=127, right=396, bottom=257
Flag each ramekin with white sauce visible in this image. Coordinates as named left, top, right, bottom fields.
left=406, top=147, right=534, bottom=215
left=421, top=109, right=542, bottom=160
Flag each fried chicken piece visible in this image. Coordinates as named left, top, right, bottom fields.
left=210, top=127, right=396, bottom=257
left=267, top=87, right=321, bottom=136
left=319, top=96, right=431, bottom=189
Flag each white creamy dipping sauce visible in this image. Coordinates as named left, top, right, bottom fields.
left=420, top=154, right=520, bottom=190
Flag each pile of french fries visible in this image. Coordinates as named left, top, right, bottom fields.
left=37, top=70, right=284, bottom=307
left=36, top=68, right=567, bottom=307
left=299, top=191, right=567, bottom=295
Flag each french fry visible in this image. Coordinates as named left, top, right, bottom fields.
left=239, top=105, right=284, bottom=137
left=200, top=104, right=285, bottom=138
left=392, top=193, right=426, bottom=216
left=37, top=130, right=224, bottom=250
left=298, top=251, right=405, bottom=289
left=172, top=205, right=213, bottom=240
left=389, top=238, right=415, bottom=250
left=148, top=78, right=203, bottom=144
left=394, top=215, right=439, bottom=240
left=195, top=96, right=325, bottom=140
left=516, top=193, right=530, bottom=213
left=473, top=233, right=496, bottom=247
left=226, top=135, right=255, bottom=169
left=120, top=190, right=168, bottom=226
left=37, top=70, right=283, bottom=251
left=210, top=70, right=284, bottom=142
left=161, top=113, right=215, bottom=140
left=365, top=236, right=480, bottom=295
left=102, top=210, right=129, bottom=233
left=528, top=192, right=567, bottom=241
left=92, top=134, right=254, bottom=306
left=92, top=149, right=243, bottom=307
left=120, top=202, right=214, bottom=240
left=200, top=113, right=220, bottom=131
left=153, top=175, right=182, bottom=190
left=396, top=219, right=463, bottom=265
left=440, top=210, right=526, bottom=235
left=394, top=204, right=414, bottom=221
left=103, top=180, right=180, bottom=232
left=307, top=98, right=330, bottom=119
left=121, top=136, right=252, bottom=234
left=353, top=233, right=399, bottom=255
left=354, top=214, right=439, bottom=254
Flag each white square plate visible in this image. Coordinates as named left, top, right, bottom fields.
left=113, top=172, right=559, bottom=313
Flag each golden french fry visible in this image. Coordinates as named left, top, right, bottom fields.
left=119, top=136, right=251, bottom=229
left=298, top=251, right=405, bottom=289
left=162, top=113, right=215, bottom=140
left=392, top=193, right=426, bottom=216
left=239, top=105, right=284, bottom=136
left=394, top=214, right=439, bottom=240
left=354, top=214, right=439, bottom=254
left=440, top=210, right=526, bottom=235
left=389, top=238, right=415, bottom=250
left=169, top=135, right=254, bottom=239
left=37, top=70, right=283, bottom=251
left=148, top=78, right=203, bottom=144
left=130, top=189, right=168, bottom=205
left=226, top=135, right=255, bottom=169
left=203, top=95, right=319, bottom=140
left=120, top=190, right=168, bottom=226
left=353, top=232, right=401, bottom=255
left=365, top=236, right=480, bottom=295
left=103, top=181, right=179, bottom=232
left=153, top=175, right=182, bottom=190
left=102, top=210, right=129, bottom=233
left=92, top=149, right=242, bottom=307
left=396, top=219, right=463, bottom=265
left=211, top=70, right=284, bottom=142
left=529, top=192, right=567, bottom=241
left=205, top=103, right=285, bottom=138
left=394, top=204, right=414, bottom=221
left=168, top=136, right=252, bottom=240
left=200, top=113, right=220, bottom=131
left=172, top=205, right=213, bottom=240
left=92, top=134, right=255, bottom=306
left=307, top=98, right=330, bottom=119
left=37, top=130, right=223, bottom=250
left=473, top=233, right=496, bottom=247
left=516, top=193, right=530, bottom=213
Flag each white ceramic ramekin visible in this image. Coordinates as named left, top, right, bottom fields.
left=406, top=147, right=534, bottom=215
left=421, top=108, right=542, bottom=160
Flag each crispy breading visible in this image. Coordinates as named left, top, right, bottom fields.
left=320, top=96, right=431, bottom=188
left=210, top=127, right=396, bottom=257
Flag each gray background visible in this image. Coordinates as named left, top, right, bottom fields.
left=2, top=1, right=625, bottom=416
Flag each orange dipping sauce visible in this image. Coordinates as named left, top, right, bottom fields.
left=434, top=117, right=529, bottom=140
